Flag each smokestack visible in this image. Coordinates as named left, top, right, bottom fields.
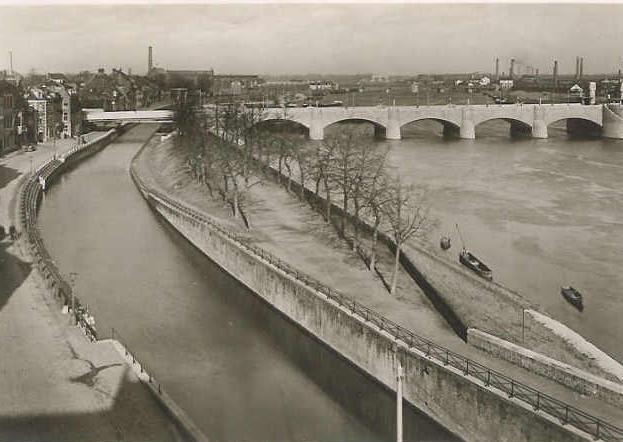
left=575, top=56, right=580, bottom=80
left=495, top=58, right=499, bottom=80
left=510, top=58, right=515, bottom=79
left=148, top=46, right=153, bottom=73
left=9, top=50, right=13, bottom=74
left=579, top=57, right=584, bottom=79
left=553, top=60, right=559, bottom=89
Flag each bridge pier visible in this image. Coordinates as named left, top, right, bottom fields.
left=602, top=104, right=623, bottom=139
left=531, top=120, right=548, bottom=138
left=309, top=108, right=324, bottom=140
left=385, top=106, right=402, bottom=140
left=459, top=121, right=475, bottom=139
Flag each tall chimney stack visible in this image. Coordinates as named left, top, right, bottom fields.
left=9, top=50, right=13, bottom=74
left=510, top=58, right=515, bottom=79
left=575, top=56, right=580, bottom=80
left=148, top=46, right=153, bottom=74
left=553, top=60, right=559, bottom=89
left=579, top=57, right=584, bottom=79
left=495, top=57, right=499, bottom=81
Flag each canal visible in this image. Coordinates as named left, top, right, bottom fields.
left=38, top=125, right=457, bottom=442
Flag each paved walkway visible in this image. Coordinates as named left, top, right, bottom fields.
left=138, top=135, right=623, bottom=430
left=0, top=134, right=178, bottom=441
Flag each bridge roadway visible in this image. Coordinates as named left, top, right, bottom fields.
left=85, top=109, right=174, bottom=124
left=264, top=103, right=623, bottom=140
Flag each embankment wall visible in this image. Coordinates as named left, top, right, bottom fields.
left=469, top=328, right=623, bottom=408
left=132, top=161, right=597, bottom=442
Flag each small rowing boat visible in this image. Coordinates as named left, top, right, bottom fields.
left=561, top=286, right=583, bottom=311
left=459, top=248, right=493, bottom=280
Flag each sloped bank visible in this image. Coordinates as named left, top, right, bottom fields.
left=17, top=126, right=208, bottom=442
left=131, top=136, right=618, bottom=442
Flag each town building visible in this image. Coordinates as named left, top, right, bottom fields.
left=0, top=80, right=22, bottom=155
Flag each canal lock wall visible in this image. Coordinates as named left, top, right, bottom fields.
left=17, top=126, right=209, bottom=442
left=130, top=144, right=600, bottom=442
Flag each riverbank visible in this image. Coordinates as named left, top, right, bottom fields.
left=0, top=133, right=181, bottom=441
left=134, top=131, right=623, bottom=436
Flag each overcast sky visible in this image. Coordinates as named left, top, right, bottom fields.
left=2, top=2, right=623, bottom=76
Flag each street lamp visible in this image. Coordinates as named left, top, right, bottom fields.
left=396, top=362, right=404, bottom=442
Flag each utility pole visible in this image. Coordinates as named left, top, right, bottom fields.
left=396, top=362, right=404, bottom=442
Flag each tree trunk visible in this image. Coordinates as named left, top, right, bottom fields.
left=315, top=176, right=321, bottom=196
left=233, top=191, right=239, bottom=218
left=370, top=216, right=380, bottom=271
left=352, top=200, right=360, bottom=251
left=299, top=171, right=305, bottom=200
left=390, top=242, right=401, bottom=295
left=324, top=185, right=332, bottom=223
left=341, top=192, right=348, bottom=236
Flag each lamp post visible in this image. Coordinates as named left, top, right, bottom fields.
left=396, top=362, right=404, bottom=442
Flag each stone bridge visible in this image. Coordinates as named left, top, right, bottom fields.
left=84, top=110, right=174, bottom=124
left=262, top=104, right=623, bottom=140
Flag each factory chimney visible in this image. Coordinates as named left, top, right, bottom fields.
left=579, top=57, right=584, bottom=79
left=495, top=57, right=499, bottom=81
left=509, top=58, right=515, bottom=79
left=9, top=50, right=13, bottom=74
left=148, top=46, right=153, bottom=74
left=575, top=56, right=580, bottom=80
left=553, top=60, right=559, bottom=89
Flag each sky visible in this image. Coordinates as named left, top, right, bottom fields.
left=2, top=2, right=623, bottom=76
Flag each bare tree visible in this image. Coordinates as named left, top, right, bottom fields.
left=349, top=140, right=388, bottom=251
left=324, top=130, right=358, bottom=235
left=383, top=177, right=429, bottom=295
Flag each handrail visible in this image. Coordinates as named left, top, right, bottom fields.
left=131, top=142, right=623, bottom=442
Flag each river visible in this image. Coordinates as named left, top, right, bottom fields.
left=38, top=125, right=457, bottom=442
left=374, top=120, right=622, bottom=363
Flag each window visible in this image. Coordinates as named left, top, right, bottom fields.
left=4, top=116, right=11, bottom=129
left=3, top=95, right=13, bottom=109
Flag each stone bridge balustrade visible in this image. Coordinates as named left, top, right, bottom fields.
left=262, top=103, right=622, bottom=141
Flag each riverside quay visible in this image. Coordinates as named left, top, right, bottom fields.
left=1, top=3, right=623, bottom=442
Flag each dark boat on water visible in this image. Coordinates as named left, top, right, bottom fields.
left=440, top=236, right=451, bottom=250
left=459, top=248, right=493, bottom=280
left=455, top=223, right=493, bottom=280
left=561, top=286, right=584, bottom=311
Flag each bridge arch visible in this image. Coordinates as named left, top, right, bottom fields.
left=400, top=117, right=461, bottom=138
left=473, top=117, right=533, bottom=138
left=546, top=117, right=603, bottom=138
left=323, top=118, right=388, bottom=138
left=253, top=118, right=310, bottom=134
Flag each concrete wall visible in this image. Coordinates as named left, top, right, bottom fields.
left=468, top=328, right=623, bottom=409
left=135, top=177, right=594, bottom=442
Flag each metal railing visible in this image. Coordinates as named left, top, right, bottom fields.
left=130, top=160, right=623, bottom=442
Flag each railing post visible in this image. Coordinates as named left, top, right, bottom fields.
left=509, top=380, right=514, bottom=398
left=485, top=370, right=491, bottom=386
left=534, top=392, right=540, bottom=411
left=563, top=406, right=569, bottom=425
left=594, top=421, right=600, bottom=440
left=444, top=350, right=449, bottom=366
left=464, top=360, right=469, bottom=376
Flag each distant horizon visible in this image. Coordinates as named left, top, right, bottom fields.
left=2, top=3, right=623, bottom=76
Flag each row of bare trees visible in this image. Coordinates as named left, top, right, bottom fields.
left=176, top=100, right=429, bottom=295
